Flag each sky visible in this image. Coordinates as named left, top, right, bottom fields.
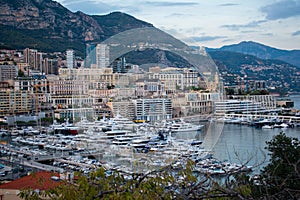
left=56, top=0, right=300, bottom=50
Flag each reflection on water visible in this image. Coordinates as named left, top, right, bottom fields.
left=172, top=122, right=299, bottom=172
left=209, top=123, right=299, bottom=171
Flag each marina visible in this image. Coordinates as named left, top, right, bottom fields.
left=0, top=112, right=299, bottom=181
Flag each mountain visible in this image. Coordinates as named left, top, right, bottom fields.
left=206, top=41, right=300, bottom=68
left=208, top=50, right=300, bottom=92
left=1, top=0, right=299, bottom=92
left=0, top=0, right=153, bottom=55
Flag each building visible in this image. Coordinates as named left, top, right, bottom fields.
left=66, top=49, right=75, bottom=69
left=246, top=80, right=266, bottom=91
left=0, top=171, right=67, bottom=200
left=231, top=95, right=276, bottom=110
left=132, top=98, right=172, bottom=122
left=135, top=78, right=165, bottom=97
left=0, top=65, right=18, bottom=81
left=96, top=44, right=110, bottom=69
left=23, top=48, right=42, bottom=71
left=214, top=100, right=264, bottom=116
left=276, top=98, right=294, bottom=108
left=49, top=79, right=91, bottom=108
left=107, top=100, right=136, bottom=120
left=42, top=58, right=58, bottom=75
left=0, top=90, right=32, bottom=115
left=185, top=92, right=215, bottom=115
left=112, top=57, right=127, bottom=73
left=58, top=68, right=115, bottom=89
left=85, top=43, right=96, bottom=68
left=148, top=67, right=201, bottom=93
left=172, top=92, right=218, bottom=117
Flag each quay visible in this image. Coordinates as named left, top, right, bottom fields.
left=224, top=113, right=300, bottom=123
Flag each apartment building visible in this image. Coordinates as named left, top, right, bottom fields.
left=135, top=78, right=165, bottom=97
left=49, top=79, right=91, bottom=108
left=132, top=98, right=172, bottom=122
left=148, top=67, right=200, bottom=93
left=0, top=65, right=18, bottom=81
left=106, top=100, right=136, bottom=120
left=0, top=90, right=32, bottom=115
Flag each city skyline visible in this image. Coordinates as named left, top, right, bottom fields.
left=56, top=0, right=300, bottom=50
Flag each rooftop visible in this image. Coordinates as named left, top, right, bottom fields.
left=0, top=171, right=64, bottom=191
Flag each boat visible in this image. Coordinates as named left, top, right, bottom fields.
left=170, top=120, right=203, bottom=133
left=110, top=114, right=137, bottom=130
left=50, top=120, right=80, bottom=135
left=130, top=138, right=150, bottom=149
left=262, top=125, right=273, bottom=129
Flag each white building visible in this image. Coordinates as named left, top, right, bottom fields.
left=66, top=49, right=74, bottom=69
left=132, top=98, right=172, bottom=122
left=214, top=100, right=264, bottom=116
left=148, top=67, right=201, bottom=93
left=231, top=95, right=276, bottom=110
left=96, top=44, right=110, bottom=69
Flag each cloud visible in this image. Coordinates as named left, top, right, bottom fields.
left=62, top=1, right=120, bottom=14
left=221, top=38, right=236, bottom=43
left=221, top=20, right=267, bottom=31
left=218, top=3, right=239, bottom=7
left=190, top=36, right=227, bottom=42
left=144, top=1, right=198, bottom=7
left=260, top=0, right=300, bottom=20
left=261, top=33, right=274, bottom=36
left=292, top=30, right=300, bottom=36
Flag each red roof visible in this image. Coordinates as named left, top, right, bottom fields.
left=0, top=171, right=64, bottom=190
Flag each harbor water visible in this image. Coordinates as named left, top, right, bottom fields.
left=172, top=122, right=299, bottom=173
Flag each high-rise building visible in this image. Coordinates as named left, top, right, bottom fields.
left=96, top=44, right=109, bottom=68
left=85, top=43, right=96, bottom=68
left=112, top=57, right=127, bottom=73
left=23, top=48, right=43, bottom=71
left=66, top=49, right=75, bottom=69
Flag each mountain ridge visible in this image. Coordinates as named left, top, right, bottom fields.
left=206, top=41, right=300, bottom=67
left=0, top=0, right=153, bottom=55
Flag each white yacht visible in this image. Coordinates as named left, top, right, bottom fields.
left=170, top=120, right=204, bottom=133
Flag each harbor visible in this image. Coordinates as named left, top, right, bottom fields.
left=0, top=111, right=299, bottom=181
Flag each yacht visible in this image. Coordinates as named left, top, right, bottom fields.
left=50, top=120, right=80, bottom=135
left=110, top=114, right=137, bottom=130
left=170, top=120, right=204, bottom=133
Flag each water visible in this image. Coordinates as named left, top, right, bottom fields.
left=289, top=94, right=300, bottom=110
left=213, top=124, right=298, bottom=170
left=173, top=123, right=299, bottom=172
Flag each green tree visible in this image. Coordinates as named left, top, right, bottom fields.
left=18, top=69, right=25, bottom=77
left=258, top=132, right=300, bottom=199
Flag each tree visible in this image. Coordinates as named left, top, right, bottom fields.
left=18, top=69, right=25, bottom=77
left=257, top=132, right=300, bottom=199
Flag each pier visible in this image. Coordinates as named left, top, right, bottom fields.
left=224, top=113, right=300, bottom=123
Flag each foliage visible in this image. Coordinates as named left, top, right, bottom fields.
left=225, top=88, right=235, bottom=95
left=257, top=132, right=300, bottom=199
left=19, top=160, right=257, bottom=200
left=249, top=90, right=269, bottom=95
left=18, top=69, right=25, bottom=77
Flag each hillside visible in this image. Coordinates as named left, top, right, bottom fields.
left=0, top=0, right=152, bottom=55
left=207, top=41, right=300, bottom=68
left=208, top=51, right=300, bottom=92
